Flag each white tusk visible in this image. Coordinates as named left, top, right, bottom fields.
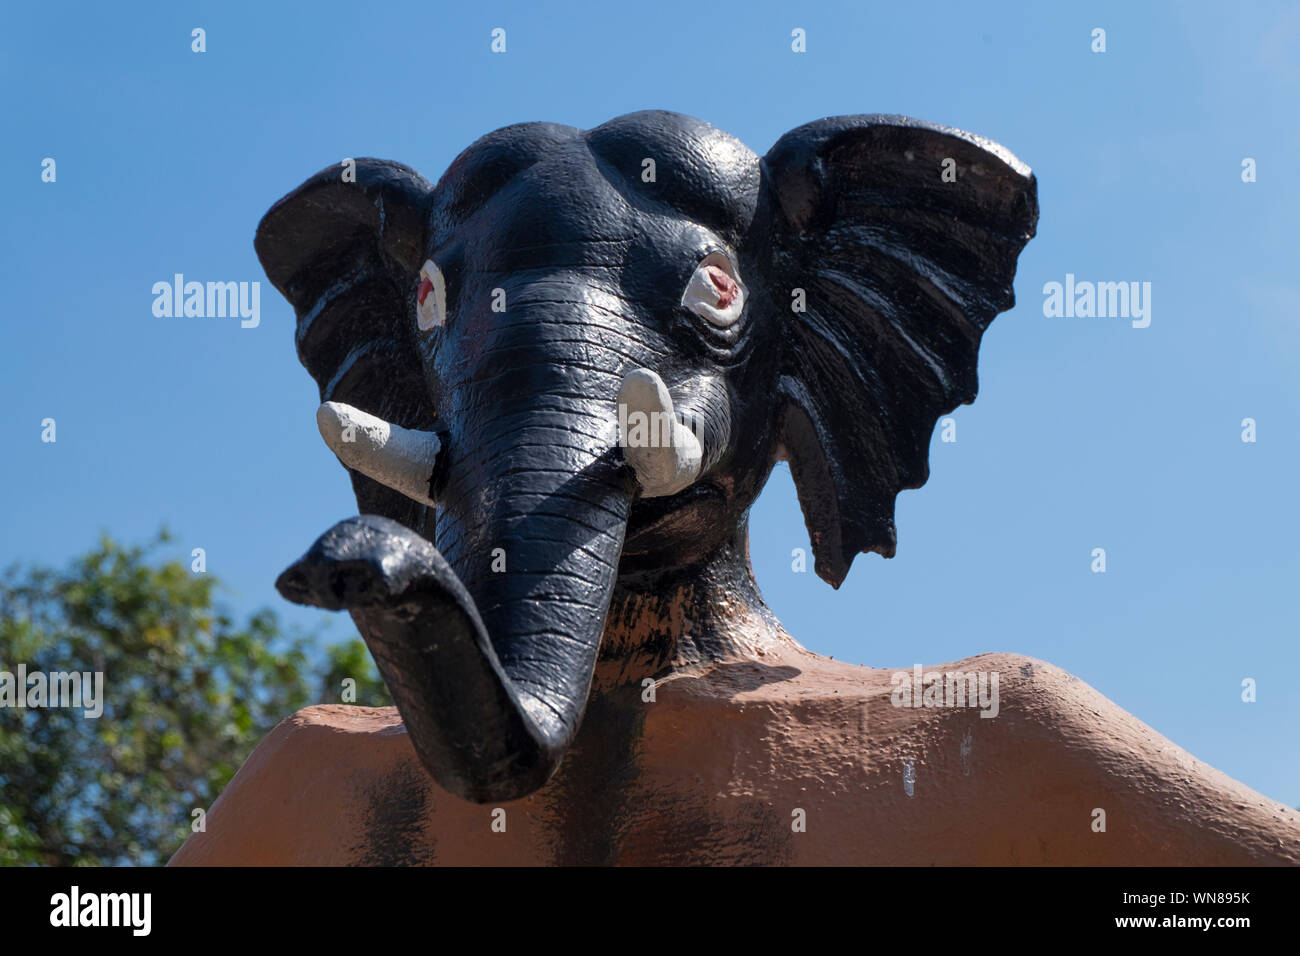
left=316, top=401, right=441, bottom=507
left=617, top=368, right=703, bottom=498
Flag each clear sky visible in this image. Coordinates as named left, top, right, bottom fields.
left=3, top=1, right=1297, bottom=806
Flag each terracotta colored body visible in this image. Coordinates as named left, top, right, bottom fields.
left=173, top=546, right=1300, bottom=866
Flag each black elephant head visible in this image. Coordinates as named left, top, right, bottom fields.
left=257, top=111, right=1037, bottom=802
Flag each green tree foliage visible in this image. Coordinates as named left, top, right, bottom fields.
left=319, top=639, right=392, bottom=707
left=0, top=530, right=389, bottom=866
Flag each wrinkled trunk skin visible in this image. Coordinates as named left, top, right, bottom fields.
left=406, top=275, right=649, bottom=799
left=279, top=311, right=640, bottom=802
left=427, top=383, right=636, bottom=799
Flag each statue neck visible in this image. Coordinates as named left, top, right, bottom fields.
left=595, top=518, right=804, bottom=689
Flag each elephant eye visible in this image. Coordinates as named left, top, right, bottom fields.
left=682, top=252, right=745, bottom=328
left=416, top=259, right=447, bottom=330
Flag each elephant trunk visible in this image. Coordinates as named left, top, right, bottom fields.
left=278, top=388, right=638, bottom=802
left=434, top=414, right=636, bottom=797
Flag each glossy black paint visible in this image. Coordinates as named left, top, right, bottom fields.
left=256, top=111, right=1038, bottom=801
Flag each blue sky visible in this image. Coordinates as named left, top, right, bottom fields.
left=3, top=1, right=1298, bottom=806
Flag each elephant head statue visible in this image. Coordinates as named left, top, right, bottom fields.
left=257, top=110, right=1037, bottom=804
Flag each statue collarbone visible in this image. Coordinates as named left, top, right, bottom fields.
left=258, top=110, right=1038, bottom=804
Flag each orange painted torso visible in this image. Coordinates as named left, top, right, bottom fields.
left=172, top=637, right=1300, bottom=866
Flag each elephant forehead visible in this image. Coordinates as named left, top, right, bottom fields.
left=430, top=122, right=586, bottom=236
left=455, top=155, right=644, bottom=271
left=585, top=111, right=761, bottom=249
left=429, top=113, right=761, bottom=256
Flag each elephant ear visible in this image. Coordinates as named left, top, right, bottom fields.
left=255, top=159, right=438, bottom=539
left=761, top=115, right=1038, bottom=587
